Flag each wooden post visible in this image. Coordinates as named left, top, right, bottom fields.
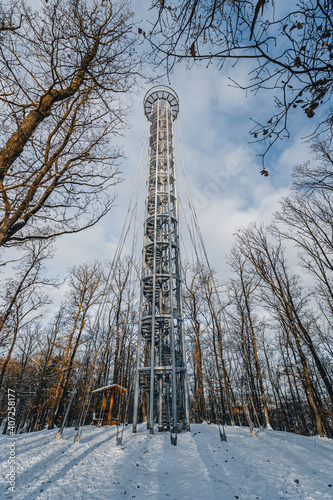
left=108, top=389, right=115, bottom=425
left=101, top=393, right=107, bottom=414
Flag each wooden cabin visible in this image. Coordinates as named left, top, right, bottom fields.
left=91, top=384, right=127, bottom=426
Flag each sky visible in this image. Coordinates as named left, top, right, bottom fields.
left=50, top=38, right=312, bottom=279
left=13, top=0, right=321, bottom=305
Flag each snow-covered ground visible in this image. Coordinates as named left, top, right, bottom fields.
left=1, top=423, right=332, bottom=499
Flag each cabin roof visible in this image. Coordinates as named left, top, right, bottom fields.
left=92, top=384, right=127, bottom=394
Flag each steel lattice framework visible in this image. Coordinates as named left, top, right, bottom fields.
left=133, top=86, right=190, bottom=438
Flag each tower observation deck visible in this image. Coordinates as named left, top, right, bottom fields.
left=132, top=86, right=190, bottom=440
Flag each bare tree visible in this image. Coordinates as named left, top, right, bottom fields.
left=48, top=261, right=103, bottom=429
left=235, top=223, right=332, bottom=436
left=26, top=311, right=65, bottom=432
left=275, top=143, right=333, bottom=351
left=0, top=0, right=141, bottom=246
left=0, top=241, right=53, bottom=391
left=228, top=248, right=271, bottom=428
left=146, top=0, right=333, bottom=165
left=183, top=262, right=207, bottom=422
left=199, top=268, right=235, bottom=426
left=292, top=141, right=333, bottom=193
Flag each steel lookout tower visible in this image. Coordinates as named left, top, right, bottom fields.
left=132, top=86, right=190, bottom=440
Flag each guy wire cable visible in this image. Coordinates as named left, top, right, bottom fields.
left=76, top=131, right=147, bottom=439
left=175, top=121, right=243, bottom=433
left=73, top=119, right=148, bottom=442
left=55, top=116, right=148, bottom=441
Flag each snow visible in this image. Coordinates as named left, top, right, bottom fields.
left=1, top=423, right=333, bottom=499
left=92, top=384, right=127, bottom=394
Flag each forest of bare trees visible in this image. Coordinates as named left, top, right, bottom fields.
left=0, top=0, right=332, bottom=440
left=1, top=143, right=332, bottom=438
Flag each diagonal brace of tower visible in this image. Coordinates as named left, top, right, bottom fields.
left=133, top=86, right=190, bottom=436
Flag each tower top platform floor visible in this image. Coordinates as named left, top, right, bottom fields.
left=144, top=85, right=179, bottom=122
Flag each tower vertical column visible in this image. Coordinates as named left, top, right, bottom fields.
left=133, top=86, right=190, bottom=437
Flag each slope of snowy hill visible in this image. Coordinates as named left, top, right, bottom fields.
left=1, top=423, right=332, bottom=499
